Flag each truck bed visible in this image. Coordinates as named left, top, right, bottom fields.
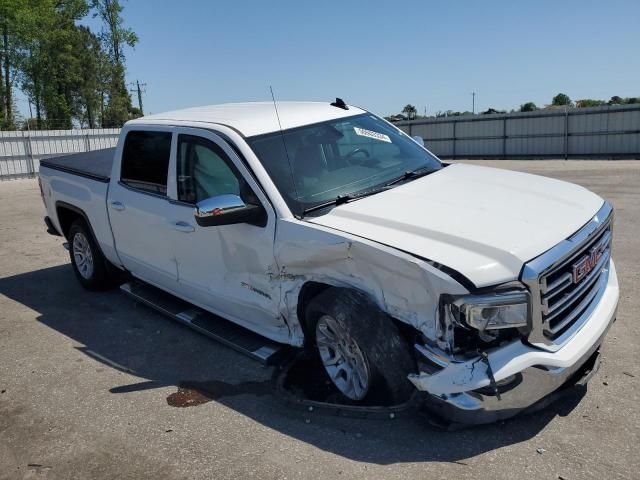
left=39, top=148, right=115, bottom=182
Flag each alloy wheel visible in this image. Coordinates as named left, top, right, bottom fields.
left=316, top=314, right=371, bottom=400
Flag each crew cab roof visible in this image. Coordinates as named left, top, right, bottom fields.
left=128, top=102, right=366, bottom=137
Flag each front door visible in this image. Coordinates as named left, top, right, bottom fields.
left=164, top=128, right=286, bottom=342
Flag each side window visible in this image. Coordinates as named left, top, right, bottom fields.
left=177, top=135, right=241, bottom=204
left=120, top=130, right=172, bottom=195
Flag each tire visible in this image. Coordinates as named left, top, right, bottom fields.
left=68, top=219, right=121, bottom=291
left=305, top=287, right=417, bottom=405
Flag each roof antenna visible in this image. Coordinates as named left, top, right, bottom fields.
left=269, top=86, right=300, bottom=209
left=330, top=97, right=349, bottom=110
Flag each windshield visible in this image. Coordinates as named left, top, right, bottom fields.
left=247, top=113, right=442, bottom=216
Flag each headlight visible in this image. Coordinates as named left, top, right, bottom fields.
left=447, top=291, right=530, bottom=331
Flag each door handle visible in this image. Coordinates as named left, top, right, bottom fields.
left=110, top=201, right=125, bottom=211
left=173, top=221, right=195, bottom=233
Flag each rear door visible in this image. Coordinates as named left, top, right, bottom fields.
left=163, top=128, right=286, bottom=341
left=108, top=128, right=178, bottom=290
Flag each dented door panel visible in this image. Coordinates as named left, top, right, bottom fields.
left=167, top=128, right=287, bottom=343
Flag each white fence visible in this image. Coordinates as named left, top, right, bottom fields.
left=0, top=129, right=121, bottom=179
left=396, top=104, right=640, bottom=159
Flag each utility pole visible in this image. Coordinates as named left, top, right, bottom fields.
left=424, top=106, right=427, bottom=118
left=129, top=80, right=147, bottom=115
left=471, top=92, right=476, bottom=114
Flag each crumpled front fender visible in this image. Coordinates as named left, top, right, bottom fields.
left=273, top=218, right=469, bottom=346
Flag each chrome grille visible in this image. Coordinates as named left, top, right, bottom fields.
left=539, top=226, right=611, bottom=339
left=521, top=201, right=613, bottom=350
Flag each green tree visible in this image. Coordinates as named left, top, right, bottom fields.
left=519, top=102, right=538, bottom=112
left=552, top=93, right=572, bottom=106
left=1, top=0, right=137, bottom=130
left=401, top=104, right=417, bottom=120
left=91, top=0, right=138, bottom=127
left=101, top=62, right=132, bottom=126
left=0, top=34, right=5, bottom=126
left=0, top=0, right=23, bottom=128
left=575, top=99, right=606, bottom=108
left=74, top=26, right=104, bottom=127
left=16, top=0, right=90, bottom=129
left=91, top=0, right=137, bottom=65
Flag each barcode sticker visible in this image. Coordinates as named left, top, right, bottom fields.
left=353, top=127, right=391, bottom=143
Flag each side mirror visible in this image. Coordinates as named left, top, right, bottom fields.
left=194, top=194, right=266, bottom=227
left=412, top=135, right=425, bottom=147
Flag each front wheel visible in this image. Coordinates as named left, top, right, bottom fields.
left=68, top=219, right=120, bottom=291
left=306, top=288, right=417, bottom=405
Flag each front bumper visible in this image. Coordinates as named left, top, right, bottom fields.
left=409, top=260, right=619, bottom=425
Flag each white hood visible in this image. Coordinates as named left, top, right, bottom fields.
left=309, top=163, right=604, bottom=288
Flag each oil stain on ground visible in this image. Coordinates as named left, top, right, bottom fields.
left=166, top=353, right=354, bottom=408
left=167, top=379, right=272, bottom=407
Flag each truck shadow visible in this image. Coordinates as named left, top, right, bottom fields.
left=0, top=265, right=588, bottom=465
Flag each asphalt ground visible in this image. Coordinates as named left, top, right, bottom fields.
left=0, top=160, right=638, bottom=479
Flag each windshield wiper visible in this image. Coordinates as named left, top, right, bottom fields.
left=301, top=166, right=439, bottom=216
left=301, top=186, right=390, bottom=215
left=385, top=166, right=438, bottom=187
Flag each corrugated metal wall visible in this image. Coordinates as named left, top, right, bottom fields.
left=2, top=106, right=638, bottom=180
left=396, top=104, right=640, bottom=159
left=0, top=129, right=120, bottom=179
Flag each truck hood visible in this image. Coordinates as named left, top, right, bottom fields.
left=308, top=163, right=604, bottom=288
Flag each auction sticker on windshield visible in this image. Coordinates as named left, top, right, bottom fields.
left=354, top=127, right=391, bottom=143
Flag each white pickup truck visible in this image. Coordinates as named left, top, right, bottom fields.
left=38, top=100, right=619, bottom=424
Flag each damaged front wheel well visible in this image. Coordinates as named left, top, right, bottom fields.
left=296, top=281, right=421, bottom=350
left=297, top=281, right=332, bottom=344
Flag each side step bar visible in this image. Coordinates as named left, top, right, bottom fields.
left=120, top=281, right=286, bottom=365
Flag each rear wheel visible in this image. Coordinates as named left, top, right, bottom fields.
left=68, top=219, right=121, bottom=291
left=306, top=288, right=417, bottom=405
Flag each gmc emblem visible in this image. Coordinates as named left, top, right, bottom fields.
left=572, top=242, right=606, bottom=284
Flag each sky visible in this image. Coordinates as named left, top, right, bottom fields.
left=15, top=0, right=640, bottom=118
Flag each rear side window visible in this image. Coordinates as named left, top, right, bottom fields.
left=120, top=131, right=172, bottom=195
